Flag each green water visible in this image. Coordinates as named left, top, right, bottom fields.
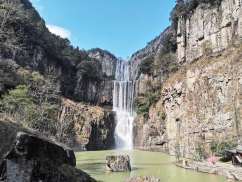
left=75, top=150, right=234, bottom=182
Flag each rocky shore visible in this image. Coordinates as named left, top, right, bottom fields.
left=0, top=120, right=96, bottom=182
left=124, top=176, right=161, bottom=182
left=175, top=160, right=242, bottom=181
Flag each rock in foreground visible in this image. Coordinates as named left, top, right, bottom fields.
left=0, top=120, right=96, bottom=182
left=125, top=176, right=161, bottom=182
left=106, top=155, right=131, bottom=172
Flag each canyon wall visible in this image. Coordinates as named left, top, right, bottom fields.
left=54, top=99, right=116, bottom=151
left=133, top=0, right=242, bottom=159
left=130, top=27, right=172, bottom=81
left=88, top=49, right=117, bottom=76
left=133, top=47, right=242, bottom=159
left=177, top=0, right=242, bottom=64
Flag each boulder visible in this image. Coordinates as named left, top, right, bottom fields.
left=124, top=176, right=162, bottom=182
left=105, top=155, right=131, bottom=172
left=0, top=120, right=96, bottom=182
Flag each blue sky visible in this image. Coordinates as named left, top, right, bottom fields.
left=30, top=0, right=176, bottom=60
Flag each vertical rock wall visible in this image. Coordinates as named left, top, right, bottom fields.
left=88, top=49, right=117, bottom=76
left=133, top=48, right=242, bottom=158
left=177, top=0, right=242, bottom=64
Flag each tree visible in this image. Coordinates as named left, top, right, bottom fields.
left=29, top=67, right=60, bottom=131
left=77, top=58, right=102, bottom=79
left=139, top=56, right=154, bottom=75
left=209, top=140, right=219, bottom=154
left=1, top=85, right=34, bottom=124
left=0, top=1, right=28, bottom=52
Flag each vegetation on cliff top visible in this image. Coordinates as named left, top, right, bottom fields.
left=0, top=0, right=107, bottom=100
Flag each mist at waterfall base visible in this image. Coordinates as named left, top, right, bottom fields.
left=113, top=60, right=137, bottom=150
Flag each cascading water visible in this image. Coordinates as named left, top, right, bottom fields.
left=113, top=60, right=137, bottom=150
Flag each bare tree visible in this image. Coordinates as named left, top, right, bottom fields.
left=29, top=67, right=60, bottom=131
left=54, top=105, right=74, bottom=143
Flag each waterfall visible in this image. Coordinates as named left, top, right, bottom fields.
left=113, top=60, right=137, bottom=150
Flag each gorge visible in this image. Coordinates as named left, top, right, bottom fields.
left=1, top=0, right=242, bottom=181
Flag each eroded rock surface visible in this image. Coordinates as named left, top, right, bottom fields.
left=0, top=120, right=96, bottom=182
left=133, top=48, right=242, bottom=158
left=125, top=176, right=161, bottom=182
left=57, top=99, right=116, bottom=151
left=105, top=155, right=131, bottom=172
left=177, top=0, right=242, bottom=64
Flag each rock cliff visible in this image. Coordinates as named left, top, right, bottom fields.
left=132, top=0, right=242, bottom=160
left=88, top=48, right=117, bottom=76
left=130, top=27, right=172, bottom=81
left=0, top=120, right=96, bottom=182
left=74, top=74, right=114, bottom=105
left=133, top=47, right=242, bottom=158
left=177, top=0, right=242, bottom=64
left=59, top=99, right=116, bottom=151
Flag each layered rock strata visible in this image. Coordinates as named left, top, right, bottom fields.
left=74, top=74, right=114, bottom=105
left=133, top=48, right=242, bottom=158
left=59, top=99, right=116, bottom=151
left=0, top=120, right=96, bottom=182
left=88, top=49, right=117, bottom=76
left=130, top=27, right=172, bottom=81
left=177, top=0, right=242, bottom=64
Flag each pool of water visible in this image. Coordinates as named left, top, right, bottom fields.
left=75, top=150, right=235, bottom=182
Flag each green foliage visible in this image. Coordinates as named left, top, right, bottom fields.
left=2, top=85, right=32, bottom=112
left=201, top=40, right=212, bottom=56
left=209, top=140, right=219, bottom=154
left=134, top=80, right=162, bottom=117
left=169, top=64, right=179, bottom=72
left=77, top=58, right=102, bottom=79
left=0, top=1, right=104, bottom=99
left=37, top=61, right=45, bottom=75
left=160, top=112, right=166, bottom=119
left=140, top=56, right=154, bottom=75
left=170, top=0, right=222, bottom=30
left=162, top=32, right=177, bottom=54
left=0, top=85, right=37, bottom=124
left=216, top=141, right=237, bottom=156
left=87, top=48, right=116, bottom=59
left=2, top=77, right=18, bottom=90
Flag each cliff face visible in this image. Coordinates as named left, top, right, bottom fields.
left=88, top=49, right=117, bottom=76
left=133, top=0, right=242, bottom=158
left=133, top=48, right=242, bottom=158
left=59, top=99, right=116, bottom=151
left=74, top=73, right=114, bottom=105
left=130, top=27, right=172, bottom=81
left=177, top=0, right=242, bottom=64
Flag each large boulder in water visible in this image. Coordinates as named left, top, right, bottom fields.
left=0, top=120, right=96, bottom=182
left=105, top=154, right=131, bottom=172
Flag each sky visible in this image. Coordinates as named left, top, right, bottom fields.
left=29, top=0, right=176, bottom=60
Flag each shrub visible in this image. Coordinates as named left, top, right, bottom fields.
left=169, top=64, right=179, bottom=72
left=160, top=112, right=166, bottom=119
left=209, top=140, right=219, bottom=154
left=216, top=141, right=237, bottom=156
left=77, top=58, right=102, bottom=79
left=201, top=40, right=212, bottom=56
left=140, top=56, right=154, bottom=75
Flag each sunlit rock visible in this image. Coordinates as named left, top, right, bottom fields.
left=105, top=155, right=131, bottom=172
